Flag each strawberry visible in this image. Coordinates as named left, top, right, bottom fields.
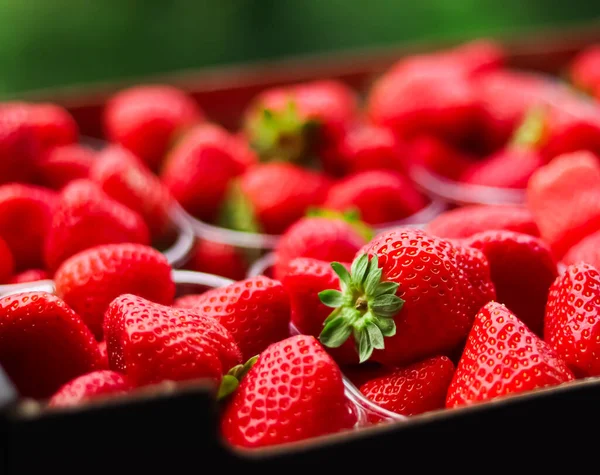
left=0, top=183, right=57, bottom=270
left=331, top=124, right=408, bottom=176
left=323, top=170, right=428, bottom=225
left=184, top=239, right=248, bottom=282
left=409, top=135, right=476, bottom=180
left=273, top=213, right=368, bottom=281
left=0, top=291, right=103, bottom=398
left=426, top=204, right=539, bottom=239
left=455, top=243, right=497, bottom=306
left=37, top=144, right=95, bottom=190
left=104, top=294, right=241, bottom=386
left=98, top=341, right=108, bottom=368
left=91, top=145, right=173, bottom=240
left=48, top=370, right=132, bottom=408
left=359, top=355, right=455, bottom=416
left=367, top=59, right=480, bottom=146
left=569, top=45, right=600, bottom=94
left=54, top=243, right=175, bottom=340
left=443, top=39, right=505, bottom=76
left=0, top=236, right=14, bottom=284
left=244, top=80, right=357, bottom=166
left=545, top=263, right=600, bottom=378
left=318, top=228, right=494, bottom=366
left=526, top=150, right=600, bottom=258
left=562, top=228, right=600, bottom=268
left=8, top=269, right=48, bottom=285
left=44, top=179, right=150, bottom=272
left=221, top=163, right=330, bottom=235
left=0, top=104, right=41, bottom=183
left=21, top=103, right=78, bottom=149
left=446, top=301, right=574, bottom=408
left=466, top=230, right=557, bottom=336
left=160, top=124, right=256, bottom=222
left=281, top=258, right=358, bottom=364
left=173, top=276, right=290, bottom=360
left=104, top=84, right=203, bottom=170
left=220, top=334, right=356, bottom=448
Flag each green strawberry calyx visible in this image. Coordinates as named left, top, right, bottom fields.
left=509, top=105, right=548, bottom=149
left=318, top=254, right=404, bottom=363
left=218, top=179, right=262, bottom=234
left=216, top=355, right=259, bottom=401
left=306, top=207, right=375, bottom=242
left=246, top=99, right=321, bottom=164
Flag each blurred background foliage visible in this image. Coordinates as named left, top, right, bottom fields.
left=1, top=0, right=599, bottom=98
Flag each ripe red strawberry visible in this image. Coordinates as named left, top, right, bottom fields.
left=446, top=301, right=574, bottom=408
left=173, top=276, right=290, bottom=360
left=91, top=145, right=172, bottom=240
left=281, top=258, right=358, bottom=364
left=48, top=370, right=132, bottom=408
left=367, top=60, right=480, bottom=146
left=323, top=170, right=428, bottom=225
left=0, top=183, right=57, bottom=270
left=359, top=355, right=455, bottom=416
left=409, top=135, right=476, bottom=180
left=104, top=84, right=203, bottom=170
left=570, top=45, right=600, bottom=94
left=244, top=80, right=357, bottom=166
left=273, top=214, right=368, bottom=281
left=545, top=263, right=600, bottom=378
left=224, top=163, right=330, bottom=235
left=0, top=104, right=40, bottom=183
left=160, top=124, right=256, bottom=222
left=98, top=341, right=108, bottom=368
left=8, top=269, right=48, bottom=285
left=454, top=243, right=497, bottom=306
left=22, top=103, right=78, bottom=149
left=0, top=291, right=103, bottom=398
left=184, top=239, right=248, bottom=282
left=54, top=243, right=175, bottom=340
left=0, top=236, right=14, bottom=284
left=318, top=228, right=495, bottom=366
left=443, top=39, right=505, bottom=76
left=562, top=228, right=600, bottom=268
left=460, top=147, right=544, bottom=188
left=466, top=230, right=557, bottom=336
left=526, top=150, right=600, bottom=258
left=104, top=294, right=241, bottom=386
left=44, top=179, right=150, bottom=272
left=37, top=144, right=95, bottom=190
left=332, top=124, right=408, bottom=175
left=220, top=334, right=356, bottom=449
left=426, top=204, right=539, bottom=239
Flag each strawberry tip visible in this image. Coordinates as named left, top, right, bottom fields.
left=318, top=254, right=403, bottom=363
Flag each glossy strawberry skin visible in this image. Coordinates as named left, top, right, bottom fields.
left=174, top=276, right=290, bottom=360
left=460, top=147, right=544, bottom=189
left=55, top=243, right=175, bottom=340
left=104, top=85, right=203, bottom=170
left=324, top=170, right=428, bottom=225
left=466, top=230, right=557, bottom=336
left=410, top=135, right=475, bottom=180
left=0, top=183, right=57, bottom=270
left=0, top=236, right=14, bottom=284
left=37, top=144, right=95, bottom=190
left=281, top=258, right=358, bottom=364
left=184, top=239, right=248, bottom=282
left=446, top=302, right=574, bottom=408
left=221, top=335, right=356, bottom=449
left=273, top=216, right=366, bottom=281
left=91, top=145, right=172, bottom=240
left=360, top=355, right=455, bottom=416
left=545, top=263, right=600, bottom=378
left=24, top=103, right=78, bottom=150
left=526, top=151, right=600, bottom=259
left=0, top=291, right=104, bottom=398
left=0, top=104, right=40, bottom=183
left=358, top=228, right=495, bottom=366
left=426, top=204, right=540, bottom=239
left=44, top=179, right=150, bottom=272
left=8, top=269, right=48, bottom=285
left=98, top=341, right=108, bottom=368
left=48, top=370, right=132, bottom=408
left=160, top=124, right=255, bottom=222
left=562, top=229, right=600, bottom=268
left=239, top=163, right=330, bottom=235
left=570, top=45, right=600, bottom=93
left=104, top=294, right=241, bottom=387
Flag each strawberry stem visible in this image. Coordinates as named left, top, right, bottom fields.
left=509, top=105, right=548, bottom=149
left=216, top=355, right=259, bottom=401
left=318, top=254, right=404, bottom=363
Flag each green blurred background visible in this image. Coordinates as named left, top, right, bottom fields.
left=1, top=0, right=600, bottom=99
